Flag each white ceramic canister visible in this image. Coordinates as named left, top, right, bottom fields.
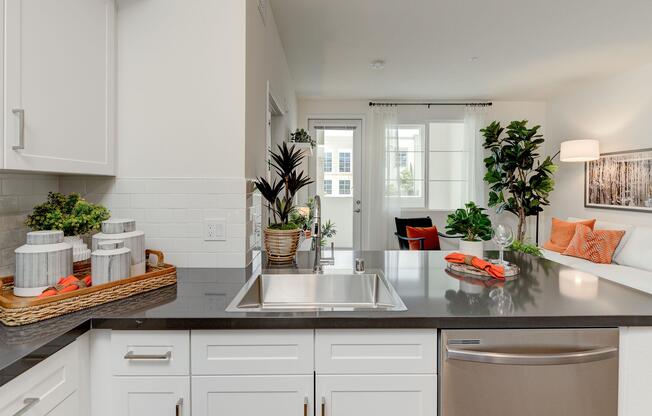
left=14, top=230, right=73, bottom=297
left=91, top=240, right=131, bottom=285
left=63, top=235, right=91, bottom=262
left=92, top=219, right=145, bottom=276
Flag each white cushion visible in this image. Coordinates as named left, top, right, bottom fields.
left=541, top=249, right=583, bottom=267
left=567, top=217, right=634, bottom=259
left=614, top=226, right=652, bottom=272
left=571, top=261, right=652, bottom=295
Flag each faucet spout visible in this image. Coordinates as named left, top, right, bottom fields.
left=312, top=195, right=322, bottom=273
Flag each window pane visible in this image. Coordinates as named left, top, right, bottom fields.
left=338, top=152, right=351, bottom=173
left=428, top=151, right=467, bottom=181
left=428, top=181, right=466, bottom=210
left=339, top=179, right=351, bottom=195
left=385, top=125, right=426, bottom=208
left=323, top=152, right=332, bottom=173
left=323, top=179, right=332, bottom=195
left=429, top=122, right=464, bottom=151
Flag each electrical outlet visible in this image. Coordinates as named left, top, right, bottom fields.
left=204, top=218, right=226, bottom=241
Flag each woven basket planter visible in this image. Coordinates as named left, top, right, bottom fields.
left=264, top=228, right=301, bottom=263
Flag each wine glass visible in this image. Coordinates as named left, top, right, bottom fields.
left=492, top=224, right=514, bottom=266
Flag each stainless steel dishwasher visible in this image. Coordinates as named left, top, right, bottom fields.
left=440, top=328, right=619, bottom=416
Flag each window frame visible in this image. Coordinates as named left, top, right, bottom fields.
left=323, top=151, right=332, bottom=173
left=338, top=151, right=352, bottom=173
left=338, top=179, right=351, bottom=195
left=389, top=120, right=467, bottom=212
left=323, top=179, right=332, bottom=195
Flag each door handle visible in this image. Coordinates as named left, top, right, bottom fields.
left=123, top=350, right=172, bottom=360
left=445, top=345, right=618, bottom=365
left=12, top=397, right=39, bottom=416
left=175, top=398, right=183, bottom=416
left=12, top=109, right=25, bottom=150
left=353, top=208, right=361, bottom=213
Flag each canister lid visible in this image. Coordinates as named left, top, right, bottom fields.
left=97, top=240, right=125, bottom=250
left=26, top=230, right=64, bottom=245
left=101, top=219, right=136, bottom=234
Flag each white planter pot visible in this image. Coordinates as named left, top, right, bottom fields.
left=63, top=235, right=91, bottom=262
left=458, top=240, right=484, bottom=259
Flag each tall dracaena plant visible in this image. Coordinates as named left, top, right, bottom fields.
left=481, top=120, right=558, bottom=242
left=254, top=143, right=313, bottom=227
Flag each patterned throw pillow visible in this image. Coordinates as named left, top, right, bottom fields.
left=562, top=224, right=625, bottom=264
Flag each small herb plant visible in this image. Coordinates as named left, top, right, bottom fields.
left=319, top=220, right=337, bottom=247
left=289, top=128, right=316, bottom=148
left=255, top=143, right=313, bottom=228
left=445, top=202, right=493, bottom=242
left=25, top=192, right=111, bottom=236
left=509, top=240, right=543, bottom=257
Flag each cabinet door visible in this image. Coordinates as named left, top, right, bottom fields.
left=192, top=375, right=313, bottom=416
left=4, top=0, right=115, bottom=175
left=112, top=377, right=189, bottom=416
left=316, top=374, right=437, bottom=416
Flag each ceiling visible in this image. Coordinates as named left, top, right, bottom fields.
left=270, top=0, right=652, bottom=100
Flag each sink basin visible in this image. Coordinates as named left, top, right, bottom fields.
left=226, top=272, right=407, bottom=312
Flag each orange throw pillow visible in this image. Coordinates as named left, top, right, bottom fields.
left=543, top=217, right=596, bottom=253
left=563, top=224, right=625, bottom=264
left=406, top=226, right=441, bottom=250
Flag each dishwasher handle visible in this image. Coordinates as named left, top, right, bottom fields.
left=446, top=345, right=618, bottom=366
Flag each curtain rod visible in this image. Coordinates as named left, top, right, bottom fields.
left=368, top=101, right=492, bottom=107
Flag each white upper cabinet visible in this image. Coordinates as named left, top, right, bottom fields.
left=3, top=0, right=116, bottom=175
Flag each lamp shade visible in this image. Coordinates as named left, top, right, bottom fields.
left=560, top=139, right=600, bottom=162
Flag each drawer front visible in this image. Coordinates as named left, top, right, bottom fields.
left=315, top=329, right=437, bottom=374
left=112, top=376, right=189, bottom=416
left=191, top=330, right=314, bottom=375
left=0, top=340, right=79, bottom=416
left=111, top=330, right=190, bottom=376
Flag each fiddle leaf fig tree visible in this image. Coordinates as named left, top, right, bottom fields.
left=481, top=120, right=558, bottom=241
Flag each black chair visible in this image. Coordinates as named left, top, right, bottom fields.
left=394, top=216, right=461, bottom=250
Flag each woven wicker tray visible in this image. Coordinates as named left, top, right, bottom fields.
left=0, top=249, right=176, bottom=326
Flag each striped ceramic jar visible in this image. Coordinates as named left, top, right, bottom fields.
left=91, top=240, right=131, bottom=285
left=14, top=230, right=73, bottom=297
left=92, top=219, right=146, bottom=276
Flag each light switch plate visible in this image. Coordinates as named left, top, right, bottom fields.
left=204, top=218, right=226, bottom=241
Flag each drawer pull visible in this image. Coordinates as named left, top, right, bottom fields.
left=123, top=350, right=172, bottom=360
left=11, top=109, right=25, bottom=150
left=176, top=398, right=183, bottom=416
left=304, top=397, right=308, bottom=416
left=13, top=397, right=39, bottom=416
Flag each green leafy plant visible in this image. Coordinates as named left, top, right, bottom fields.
left=509, top=240, right=543, bottom=257
left=289, top=128, right=316, bottom=148
left=25, top=192, right=110, bottom=236
left=481, top=120, right=557, bottom=241
left=445, top=202, right=493, bottom=242
left=319, top=220, right=337, bottom=247
left=255, top=143, right=313, bottom=228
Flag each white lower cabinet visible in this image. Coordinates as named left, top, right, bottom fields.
left=192, top=375, right=313, bottom=416
left=316, top=374, right=437, bottom=416
left=112, top=377, right=189, bottom=416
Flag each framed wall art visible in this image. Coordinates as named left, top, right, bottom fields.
left=585, top=148, right=652, bottom=212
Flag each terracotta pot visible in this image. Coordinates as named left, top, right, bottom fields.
left=264, top=228, right=301, bottom=263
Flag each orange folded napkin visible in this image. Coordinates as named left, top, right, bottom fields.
left=445, top=252, right=505, bottom=279
left=38, top=275, right=92, bottom=298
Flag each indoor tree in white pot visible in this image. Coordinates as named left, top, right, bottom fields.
left=446, top=202, right=493, bottom=258
left=255, top=143, right=313, bottom=263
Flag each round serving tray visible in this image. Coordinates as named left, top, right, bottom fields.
left=446, top=261, right=520, bottom=281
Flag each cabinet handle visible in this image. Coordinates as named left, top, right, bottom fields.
left=12, top=109, right=25, bottom=150
left=303, top=397, right=308, bottom=416
left=13, top=397, right=39, bottom=416
left=123, top=350, right=172, bottom=360
left=321, top=396, right=325, bottom=416
left=175, top=398, right=183, bottom=416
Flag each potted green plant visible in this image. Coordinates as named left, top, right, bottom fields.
left=289, top=128, right=316, bottom=148
left=255, top=143, right=313, bottom=263
left=446, top=202, right=493, bottom=258
left=25, top=192, right=111, bottom=262
left=481, top=120, right=557, bottom=242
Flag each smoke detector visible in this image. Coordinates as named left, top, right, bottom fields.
left=369, top=60, right=386, bottom=70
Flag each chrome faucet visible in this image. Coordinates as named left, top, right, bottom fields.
left=312, top=195, right=323, bottom=273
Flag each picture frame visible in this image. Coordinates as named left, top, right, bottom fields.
left=584, top=148, right=652, bottom=212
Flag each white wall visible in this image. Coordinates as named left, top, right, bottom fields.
left=298, top=99, right=547, bottom=248
left=546, top=61, right=652, bottom=240
left=245, top=0, right=297, bottom=180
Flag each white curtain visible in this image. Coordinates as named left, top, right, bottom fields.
left=362, top=106, right=401, bottom=250
left=463, top=105, right=488, bottom=208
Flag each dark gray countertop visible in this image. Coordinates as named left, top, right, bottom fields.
left=3, top=250, right=652, bottom=386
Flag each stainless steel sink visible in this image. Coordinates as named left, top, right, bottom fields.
left=226, top=272, right=407, bottom=312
